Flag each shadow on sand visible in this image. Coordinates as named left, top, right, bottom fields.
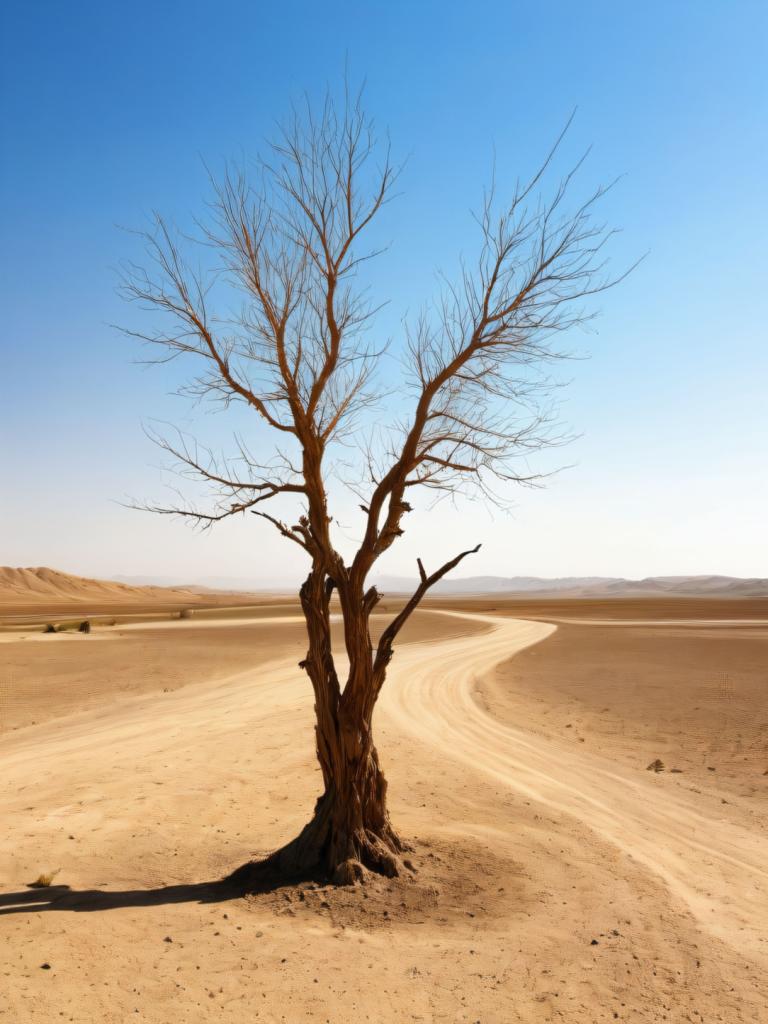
left=0, top=881, right=237, bottom=915
left=0, top=863, right=316, bottom=915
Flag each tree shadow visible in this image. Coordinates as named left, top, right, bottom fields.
left=1, top=865, right=319, bottom=915
left=0, top=854, right=331, bottom=916
left=0, top=835, right=341, bottom=917
left=0, top=881, right=237, bottom=915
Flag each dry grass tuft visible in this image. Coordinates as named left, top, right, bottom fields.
left=29, top=869, right=61, bottom=888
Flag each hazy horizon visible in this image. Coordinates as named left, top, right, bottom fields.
left=2, top=1, right=766, bottom=581
left=4, top=566, right=766, bottom=593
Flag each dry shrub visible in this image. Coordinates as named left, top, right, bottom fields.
left=29, top=869, right=61, bottom=888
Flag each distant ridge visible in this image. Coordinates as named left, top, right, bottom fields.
left=108, top=570, right=768, bottom=599
left=372, top=574, right=768, bottom=598
left=3, top=568, right=765, bottom=604
left=112, top=574, right=283, bottom=593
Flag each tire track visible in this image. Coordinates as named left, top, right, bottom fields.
left=381, top=611, right=768, bottom=965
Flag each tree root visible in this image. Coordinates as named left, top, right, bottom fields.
left=225, top=809, right=408, bottom=893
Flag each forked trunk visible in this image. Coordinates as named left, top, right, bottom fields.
left=229, top=570, right=404, bottom=888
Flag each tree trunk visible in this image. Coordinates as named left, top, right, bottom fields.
left=228, top=569, right=404, bottom=889
left=230, top=713, right=403, bottom=887
left=280, top=727, right=403, bottom=884
left=316, top=710, right=403, bottom=881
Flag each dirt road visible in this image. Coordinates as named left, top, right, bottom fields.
left=382, top=612, right=768, bottom=967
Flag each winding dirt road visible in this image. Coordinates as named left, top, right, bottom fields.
left=381, top=612, right=768, bottom=968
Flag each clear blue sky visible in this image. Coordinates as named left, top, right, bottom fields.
left=1, top=0, right=766, bottom=584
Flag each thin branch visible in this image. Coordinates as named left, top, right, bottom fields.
left=374, top=543, right=482, bottom=672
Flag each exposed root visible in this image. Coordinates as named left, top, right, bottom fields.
left=332, top=859, right=365, bottom=886
left=225, top=804, right=408, bottom=893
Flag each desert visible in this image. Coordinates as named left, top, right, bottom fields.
left=3, top=6, right=767, bottom=1021
left=1, top=573, right=767, bottom=1022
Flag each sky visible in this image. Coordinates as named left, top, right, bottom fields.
left=1, top=0, right=766, bottom=586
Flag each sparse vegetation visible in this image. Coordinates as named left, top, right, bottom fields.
left=29, top=869, right=61, bottom=888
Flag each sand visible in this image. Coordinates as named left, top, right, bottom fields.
left=1, top=597, right=767, bottom=1022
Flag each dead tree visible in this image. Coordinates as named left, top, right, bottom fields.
left=122, top=91, right=623, bottom=886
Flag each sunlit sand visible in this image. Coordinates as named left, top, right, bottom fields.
left=2, top=578, right=766, bottom=1021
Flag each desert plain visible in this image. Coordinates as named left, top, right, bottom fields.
left=1, top=570, right=767, bottom=1023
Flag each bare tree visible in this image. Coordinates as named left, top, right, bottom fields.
left=122, top=89, right=621, bottom=887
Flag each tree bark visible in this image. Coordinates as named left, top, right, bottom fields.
left=299, top=723, right=403, bottom=883
left=230, top=708, right=403, bottom=887
left=229, top=568, right=404, bottom=889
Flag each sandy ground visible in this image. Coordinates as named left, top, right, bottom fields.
left=0, top=609, right=466, bottom=734
left=478, top=616, right=768, bottom=799
left=1, top=601, right=767, bottom=1022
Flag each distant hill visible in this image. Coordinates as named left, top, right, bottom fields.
left=112, top=574, right=281, bottom=593
left=10, top=568, right=762, bottom=607
left=373, top=574, right=768, bottom=598
left=0, top=567, right=200, bottom=607
left=111, top=571, right=768, bottom=598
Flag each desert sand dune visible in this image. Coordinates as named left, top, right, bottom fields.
left=0, top=566, right=201, bottom=608
left=1, top=609, right=766, bottom=1021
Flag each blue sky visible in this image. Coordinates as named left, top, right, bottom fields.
left=1, top=1, right=766, bottom=584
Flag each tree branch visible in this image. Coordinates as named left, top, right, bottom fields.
left=373, top=543, right=482, bottom=673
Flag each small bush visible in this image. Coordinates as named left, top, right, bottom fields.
left=43, top=623, right=57, bottom=634
left=178, top=608, right=193, bottom=620
left=78, top=620, right=91, bottom=634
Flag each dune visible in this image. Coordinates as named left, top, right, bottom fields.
left=0, top=566, right=200, bottom=608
